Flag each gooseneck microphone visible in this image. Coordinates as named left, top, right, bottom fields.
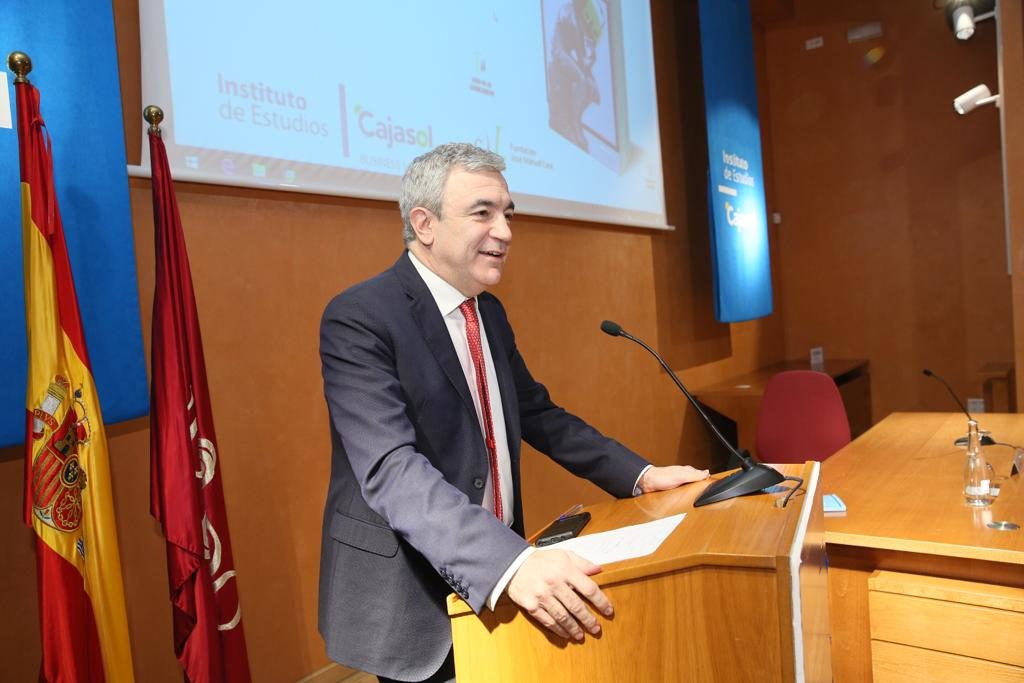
left=601, top=320, right=785, bottom=507
left=922, top=369, right=996, bottom=446
left=922, top=368, right=972, bottom=419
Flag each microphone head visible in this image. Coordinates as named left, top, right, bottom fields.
left=923, top=368, right=934, bottom=377
left=600, top=320, right=623, bottom=337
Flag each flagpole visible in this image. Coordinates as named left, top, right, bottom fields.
left=8, top=50, right=31, bottom=532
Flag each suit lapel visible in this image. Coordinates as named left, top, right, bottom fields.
left=392, top=253, right=477, bottom=420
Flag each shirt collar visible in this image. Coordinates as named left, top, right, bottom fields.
left=407, top=250, right=473, bottom=318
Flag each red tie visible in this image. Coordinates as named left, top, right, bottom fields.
left=459, top=299, right=503, bottom=521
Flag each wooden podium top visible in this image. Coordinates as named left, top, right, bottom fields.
left=822, top=412, right=1024, bottom=565
left=449, top=461, right=816, bottom=617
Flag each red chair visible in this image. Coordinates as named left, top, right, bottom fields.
left=755, top=370, right=852, bottom=463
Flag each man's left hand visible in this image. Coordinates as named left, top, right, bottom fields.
left=638, top=465, right=709, bottom=493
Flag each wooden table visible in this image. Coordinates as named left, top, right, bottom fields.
left=822, top=412, right=1024, bottom=682
left=448, top=462, right=831, bottom=682
left=694, top=359, right=871, bottom=457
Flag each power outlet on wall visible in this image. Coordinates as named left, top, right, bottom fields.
left=810, top=346, right=824, bottom=370
left=966, top=398, right=985, bottom=414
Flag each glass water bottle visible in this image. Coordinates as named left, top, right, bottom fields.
left=963, top=419, right=993, bottom=506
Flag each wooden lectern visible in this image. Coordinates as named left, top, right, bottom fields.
left=447, top=462, right=830, bottom=682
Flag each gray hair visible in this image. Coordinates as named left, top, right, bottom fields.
left=400, top=142, right=506, bottom=243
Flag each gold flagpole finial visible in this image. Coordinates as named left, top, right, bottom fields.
left=143, top=105, right=164, bottom=137
left=8, top=51, right=32, bottom=84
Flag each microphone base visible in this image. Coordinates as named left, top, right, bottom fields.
left=953, top=434, right=996, bottom=447
left=694, top=463, right=786, bottom=507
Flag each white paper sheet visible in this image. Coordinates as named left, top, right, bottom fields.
left=543, top=513, right=686, bottom=566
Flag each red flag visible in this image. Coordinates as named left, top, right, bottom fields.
left=15, top=68, right=135, bottom=681
left=148, top=124, right=251, bottom=682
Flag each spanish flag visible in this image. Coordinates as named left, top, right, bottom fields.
left=15, top=65, right=135, bottom=681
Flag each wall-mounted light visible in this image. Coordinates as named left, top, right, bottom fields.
left=946, top=0, right=996, bottom=40
left=953, top=84, right=1001, bottom=114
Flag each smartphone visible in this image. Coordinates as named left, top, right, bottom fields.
left=535, top=512, right=591, bottom=547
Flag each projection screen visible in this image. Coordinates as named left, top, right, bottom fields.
left=137, top=0, right=669, bottom=229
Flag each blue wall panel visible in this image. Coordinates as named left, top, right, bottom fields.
left=1, top=0, right=148, bottom=446
left=698, top=0, right=774, bottom=322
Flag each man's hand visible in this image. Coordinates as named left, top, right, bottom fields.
left=506, top=549, right=612, bottom=641
left=638, top=465, right=710, bottom=493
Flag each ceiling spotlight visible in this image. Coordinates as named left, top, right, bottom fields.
left=953, top=84, right=1001, bottom=114
left=952, top=5, right=976, bottom=39
left=945, top=0, right=996, bottom=41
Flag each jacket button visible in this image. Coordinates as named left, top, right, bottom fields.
left=473, top=477, right=484, bottom=489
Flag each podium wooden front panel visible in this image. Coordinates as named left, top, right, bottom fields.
left=448, top=463, right=829, bottom=682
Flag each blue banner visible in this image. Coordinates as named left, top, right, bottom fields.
left=1, top=0, right=148, bottom=446
left=697, top=0, right=773, bottom=322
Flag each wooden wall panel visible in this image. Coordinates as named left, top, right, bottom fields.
left=762, top=0, right=1012, bottom=420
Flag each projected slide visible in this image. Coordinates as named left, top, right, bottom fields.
left=543, top=0, right=629, bottom=174
left=140, top=0, right=667, bottom=228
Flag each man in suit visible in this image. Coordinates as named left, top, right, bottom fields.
left=319, top=142, right=708, bottom=682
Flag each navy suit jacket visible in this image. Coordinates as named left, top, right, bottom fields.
left=318, top=253, right=648, bottom=680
